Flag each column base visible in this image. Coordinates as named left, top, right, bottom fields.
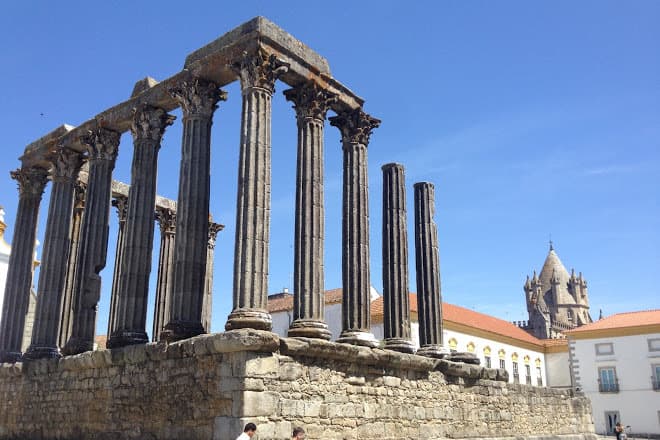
left=61, top=337, right=94, bottom=356
left=23, top=345, right=62, bottom=360
left=337, top=330, right=378, bottom=348
left=287, top=319, right=332, bottom=340
left=384, top=337, right=416, bottom=354
left=0, top=350, right=23, bottom=363
left=445, top=351, right=481, bottom=365
left=106, top=330, right=149, bottom=349
left=160, top=320, right=205, bottom=343
left=225, top=309, right=272, bottom=332
left=416, top=344, right=450, bottom=359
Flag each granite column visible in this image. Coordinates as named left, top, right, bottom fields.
left=382, top=163, right=414, bottom=353
left=62, top=126, right=120, bottom=355
left=283, top=82, right=335, bottom=340
left=25, top=148, right=85, bottom=359
left=107, top=195, right=127, bottom=337
left=202, top=222, right=222, bottom=333
left=108, top=106, right=174, bottom=348
left=162, top=78, right=225, bottom=342
left=329, top=109, right=380, bottom=346
left=58, top=182, right=85, bottom=348
left=0, top=166, right=48, bottom=362
left=152, top=207, right=176, bottom=342
left=226, top=50, right=288, bottom=331
left=413, top=182, right=447, bottom=358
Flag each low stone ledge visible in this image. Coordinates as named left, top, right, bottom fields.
left=280, top=337, right=438, bottom=372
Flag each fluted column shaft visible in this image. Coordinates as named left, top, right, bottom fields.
left=108, top=106, right=174, bottom=348
left=152, top=208, right=176, bottom=342
left=0, top=167, right=48, bottom=362
left=202, top=223, right=222, bottom=333
left=162, top=78, right=225, bottom=342
left=329, top=109, right=380, bottom=347
left=284, top=82, right=334, bottom=340
left=58, top=182, right=85, bottom=348
left=227, top=50, right=288, bottom=331
left=107, top=195, right=127, bottom=336
left=414, top=182, right=447, bottom=358
left=382, top=163, right=414, bottom=353
left=63, top=126, right=120, bottom=355
left=25, top=149, right=84, bottom=359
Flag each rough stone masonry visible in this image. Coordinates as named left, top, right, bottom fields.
left=0, top=329, right=595, bottom=440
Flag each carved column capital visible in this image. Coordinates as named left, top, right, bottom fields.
left=131, top=105, right=176, bottom=142
left=10, top=166, right=49, bottom=198
left=156, top=207, right=176, bottom=235
left=169, top=77, right=226, bottom=118
left=208, top=222, right=222, bottom=249
left=329, top=109, right=381, bottom=145
left=80, top=126, right=121, bottom=162
left=232, top=49, right=289, bottom=93
left=49, top=148, right=85, bottom=183
left=73, top=181, right=87, bottom=214
left=112, top=196, right=128, bottom=223
left=283, top=82, right=337, bottom=122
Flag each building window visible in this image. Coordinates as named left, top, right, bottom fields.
left=499, top=359, right=506, bottom=369
left=595, top=343, right=614, bottom=356
left=536, top=366, right=543, bottom=386
left=653, top=364, right=660, bottom=391
left=484, top=356, right=491, bottom=368
left=598, top=367, right=619, bottom=393
left=483, top=346, right=491, bottom=368
left=525, top=365, right=532, bottom=385
left=467, top=342, right=475, bottom=353
left=649, top=338, right=660, bottom=352
left=513, top=362, right=519, bottom=383
left=567, top=309, right=574, bottom=321
left=448, top=338, right=457, bottom=352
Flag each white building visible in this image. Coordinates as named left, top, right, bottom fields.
left=566, top=310, right=660, bottom=437
left=268, top=289, right=571, bottom=388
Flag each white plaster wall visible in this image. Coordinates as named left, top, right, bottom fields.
left=545, top=351, right=571, bottom=388
left=571, top=332, right=660, bottom=435
left=271, top=303, right=343, bottom=340
left=0, top=251, right=10, bottom=328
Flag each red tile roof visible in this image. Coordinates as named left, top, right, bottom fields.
left=566, top=309, right=660, bottom=333
left=267, top=288, right=343, bottom=313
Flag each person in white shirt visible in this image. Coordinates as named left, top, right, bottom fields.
left=236, top=422, right=257, bottom=440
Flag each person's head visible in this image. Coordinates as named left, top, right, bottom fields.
left=244, top=423, right=257, bottom=437
left=616, top=422, right=622, bottom=426
left=292, top=427, right=305, bottom=439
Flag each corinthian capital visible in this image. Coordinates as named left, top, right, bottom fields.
left=208, top=222, right=223, bottom=249
left=80, top=126, right=121, bottom=162
left=131, top=105, right=176, bottom=142
left=169, top=77, right=226, bottom=118
left=329, top=109, right=381, bottom=145
left=10, top=166, right=49, bottom=198
left=156, top=207, right=176, bottom=235
left=49, top=147, right=85, bottom=183
left=283, top=82, right=337, bottom=122
left=232, top=49, right=289, bottom=93
left=112, top=196, right=128, bottom=223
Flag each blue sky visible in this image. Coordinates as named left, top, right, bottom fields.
left=1, top=1, right=658, bottom=336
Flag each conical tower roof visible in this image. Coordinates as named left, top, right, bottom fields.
left=538, top=242, right=575, bottom=305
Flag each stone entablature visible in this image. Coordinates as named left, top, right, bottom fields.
left=0, top=329, right=595, bottom=440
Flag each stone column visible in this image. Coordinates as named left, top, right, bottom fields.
left=108, top=106, right=175, bottom=349
left=202, top=222, right=222, bottom=333
left=58, top=181, right=86, bottom=348
left=24, top=148, right=85, bottom=360
left=152, top=207, right=176, bottom=342
left=0, top=166, right=48, bottom=362
left=162, top=78, right=225, bottom=342
left=413, top=182, right=448, bottom=358
left=62, top=126, right=120, bottom=355
left=226, top=50, right=288, bottom=331
left=381, top=163, right=414, bottom=353
left=107, top=195, right=127, bottom=337
left=329, top=109, right=380, bottom=347
left=283, top=82, right=335, bottom=340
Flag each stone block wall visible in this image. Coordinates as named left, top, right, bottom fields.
left=0, top=329, right=596, bottom=440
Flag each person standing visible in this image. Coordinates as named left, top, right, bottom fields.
left=614, top=422, right=624, bottom=440
left=236, top=423, right=257, bottom=440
